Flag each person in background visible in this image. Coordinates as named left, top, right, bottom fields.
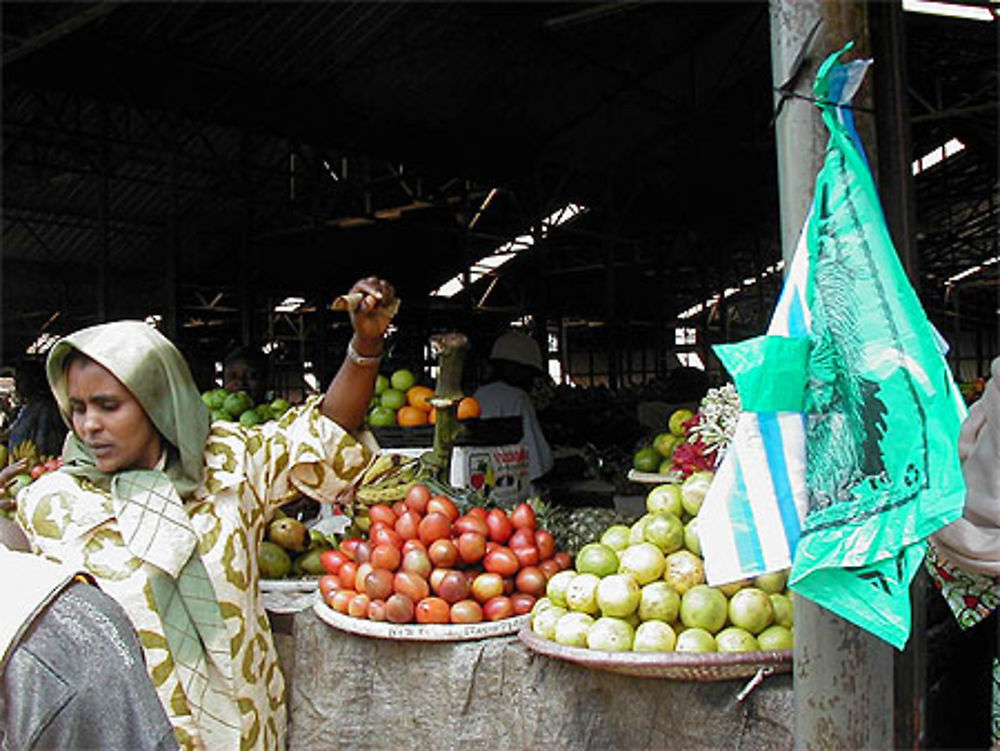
left=7, top=359, right=66, bottom=458
left=926, top=356, right=999, bottom=749
left=474, top=329, right=554, bottom=491
left=222, top=344, right=267, bottom=404
left=15, top=276, right=396, bottom=750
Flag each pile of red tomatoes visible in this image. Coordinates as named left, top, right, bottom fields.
left=318, top=483, right=572, bottom=625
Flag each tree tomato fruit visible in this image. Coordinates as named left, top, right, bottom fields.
left=508, top=527, right=536, bottom=550
left=364, top=568, right=394, bottom=601
left=513, top=545, right=540, bottom=568
left=418, top=512, right=451, bottom=546
left=30, top=465, right=45, bottom=479
left=554, top=552, right=572, bottom=570
left=339, top=538, right=363, bottom=561
left=338, top=561, right=358, bottom=590
left=404, top=483, right=431, bottom=514
left=535, top=530, right=556, bottom=560
left=393, top=571, right=429, bottom=603
left=385, top=593, right=415, bottom=623
left=457, top=532, right=487, bottom=564
left=483, top=546, right=519, bottom=578
left=348, top=593, right=371, bottom=618
left=515, top=566, right=548, bottom=597
left=482, top=595, right=514, bottom=621
left=320, top=549, right=349, bottom=575
left=401, top=547, right=432, bottom=579
left=353, top=562, right=374, bottom=593
left=353, top=541, right=372, bottom=564
left=319, top=574, right=340, bottom=600
left=452, top=514, right=489, bottom=537
left=437, top=570, right=470, bottom=604
left=329, top=589, right=354, bottom=614
left=392, top=500, right=408, bottom=517
left=401, top=539, right=426, bottom=555
left=510, top=592, right=537, bottom=615
left=415, top=596, right=451, bottom=624
left=470, top=572, right=504, bottom=603
left=367, top=599, right=387, bottom=621
left=538, top=559, right=561, bottom=580
left=394, top=510, right=421, bottom=541
left=426, top=495, right=459, bottom=522
left=428, top=538, right=459, bottom=568
left=371, top=526, right=402, bottom=550
left=467, top=507, right=488, bottom=521
left=368, top=504, right=397, bottom=527
left=429, top=567, right=450, bottom=595
left=485, top=509, right=513, bottom=544
left=450, top=599, right=484, bottom=623
left=370, top=543, right=401, bottom=571
left=510, top=502, right=536, bottom=530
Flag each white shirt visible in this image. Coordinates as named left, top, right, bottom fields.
left=473, top=381, right=554, bottom=483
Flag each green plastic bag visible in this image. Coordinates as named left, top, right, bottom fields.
left=786, top=44, right=967, bottom=649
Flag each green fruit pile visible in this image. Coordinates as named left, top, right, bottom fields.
left=530, top=475, right=795, bottom=654
left=364, top=368, right=418, bottom=428
left=259, top=511, right=339, bottom=580
left=632, top=407, right=697, bottom=475
left=201, top=388, right=292, bottom=427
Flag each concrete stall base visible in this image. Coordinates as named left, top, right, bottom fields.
left=288, top=610, right=793, bottom=750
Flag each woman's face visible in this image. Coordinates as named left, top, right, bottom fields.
left=66, top=357, right=163, bottom=473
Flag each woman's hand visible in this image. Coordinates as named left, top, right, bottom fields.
left=347, top=277, right=397, bottom=352
left=0, top=458, right=29, bottom=512
left=0, top=458, right=29, bottom=491
left=322, top=277, right=397, bottom=429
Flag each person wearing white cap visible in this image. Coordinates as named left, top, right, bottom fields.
left=474, top=330, right=554, bottom=491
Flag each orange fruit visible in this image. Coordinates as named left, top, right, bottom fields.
left=457, top=396, right=481, bottom=420
left=406, top=385, right=435, bottom=413
left=428, top=408, right=436, bottom=425
left=397, top=405, right=429, bottom=427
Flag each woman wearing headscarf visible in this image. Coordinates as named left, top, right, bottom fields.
left=926, top=356, right=999, bottom=749
left=15, top=277, right=395, bottom=750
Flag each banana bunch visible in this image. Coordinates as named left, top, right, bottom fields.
left=10, top=439, right=41, bottom=467
left=355, top=452, right=421, bottom=505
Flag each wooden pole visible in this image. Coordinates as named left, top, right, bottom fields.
left=769, top=2, right=895, bottom=748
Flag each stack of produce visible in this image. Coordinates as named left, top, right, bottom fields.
left=632, top=384, right=741, bottom=478
left=201, top=388, right=291, bottom=427
left=529, top=474, right=795, bottom=654
left=258, top=509, right=341, bottom=579
left=317, top=481, right=573, bottom=625
left=364, top=368, right=480, bottom=428
left=0, top=439, right=62, bottom=519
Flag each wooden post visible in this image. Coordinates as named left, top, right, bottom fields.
left=769, top=2, right=895, bottom=749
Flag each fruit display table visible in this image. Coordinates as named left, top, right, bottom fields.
left=286, top=609, right=793, bottom=750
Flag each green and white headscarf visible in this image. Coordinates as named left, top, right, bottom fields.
left=46, top=320, right=209, bottom=500
left=46, top=321, right=240, bottom=743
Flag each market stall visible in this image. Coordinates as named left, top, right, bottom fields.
left=287, top=611, right=793, bottom=750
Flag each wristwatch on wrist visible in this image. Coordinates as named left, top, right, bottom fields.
left=346, top=338, right=383, bottom=367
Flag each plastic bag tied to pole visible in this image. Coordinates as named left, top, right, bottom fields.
left=698, top=43, right=968, bottom=649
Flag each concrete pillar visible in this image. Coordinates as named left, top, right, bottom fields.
left=768, top=2, right=895, bottom=749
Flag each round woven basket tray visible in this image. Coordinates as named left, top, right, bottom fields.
left=313, top=596, right=530, bottom=642
left=519, top=625, right=792, bottom=681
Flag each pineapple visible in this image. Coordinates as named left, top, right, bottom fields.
left=532, top=497, right=639, bottom=557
